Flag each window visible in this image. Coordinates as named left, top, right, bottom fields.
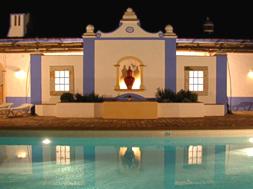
left=185, top=66, right=208, bottom=96
left=189, top=71, right=204, bottom=92
left=56, top=145, right=70, bottom=165
left=50, top=66, right=74, bottom=96
left=188, top=145, right=202, bottom=165
left=55, top=70, right=70, bottom=92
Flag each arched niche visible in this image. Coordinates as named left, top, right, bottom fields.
left=114, top=56, right=145, bottom=91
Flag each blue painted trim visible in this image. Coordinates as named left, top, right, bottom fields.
left=214, top=145, right=226, bottom=181
left=6, top=97, right=31, bottom=107
left=216, top=55, right=227, bottom=104
left=30, top=54, right=42, bottom=104
left=84, top=146, right=95, bottom=187
left=32, top=145, right=43, bottom=179
left=165, top=38, right=176, bottom=92
left=96, top=37, right=165, bottom=40
left=83, top=38, right=95, bottom=94
left=228, top=97, right=253, bottom=111
left=164, top=146, right=176, bottom=188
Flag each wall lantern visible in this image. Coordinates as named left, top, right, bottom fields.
left=15, top=70, right=26, bottom=79
left=248, top=70, right=253, bottom=79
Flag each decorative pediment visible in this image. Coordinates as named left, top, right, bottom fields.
left=82, top=8, right=177, bottom=39
left=97, top=8, right=163, bottom=38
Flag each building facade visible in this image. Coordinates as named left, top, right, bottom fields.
left=0, top=8, right=253, bottom=112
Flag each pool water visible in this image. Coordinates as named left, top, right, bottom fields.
left=1, top=133, right=253, bottom=189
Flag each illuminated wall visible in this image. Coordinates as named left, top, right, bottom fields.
left=227, top=53, right=253, bottom=97
left=41, top=55, right=83, bottom=103
left=177, top=56, right=217, bottom=103
left=0, top=53, right=31, bottom=105
left=95, top=40, right=165, bottom=97
left=227, top=53, right=253, bottom=110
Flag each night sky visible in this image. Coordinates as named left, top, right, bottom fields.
left=0, top=0, right=252, bottom=39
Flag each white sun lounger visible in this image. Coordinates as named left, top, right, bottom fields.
left=0, top=103, right=13, bottom=118
left=0, top=103, right=13, bottom=109
left=7, top=103, right=33, bottom=118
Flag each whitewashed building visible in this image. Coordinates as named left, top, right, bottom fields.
left=1, top=8, right=253, bottom=117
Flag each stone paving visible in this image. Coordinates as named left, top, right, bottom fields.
left=1, top=113, right=253, bottom=130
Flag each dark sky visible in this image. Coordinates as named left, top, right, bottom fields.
left=0, top=0, right=252, bottom=39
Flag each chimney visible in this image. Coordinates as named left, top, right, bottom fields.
left=203, top=17, right=214, bottom=34
left=7, top=13, right=30, bottom=38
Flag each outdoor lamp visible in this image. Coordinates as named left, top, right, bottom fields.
left=15, top=69, right=26, bottom=79
left=248, top=69, right=253, bottom=79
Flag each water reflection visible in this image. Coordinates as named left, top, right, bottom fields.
left=119, top=147, right=141, bottom=170
left=1, top=137, right=253, bottom=188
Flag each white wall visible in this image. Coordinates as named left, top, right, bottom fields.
left=41, top=55, right=83, bottom=103
left=227, top=53, right=253, bottom=97
left=95, top=40, right=165, bottom=97
left=0, top=64, right=4, bottom=85
left=0, top=53, right=30, bottom=98
left=176, top=56, right=216, bottom=104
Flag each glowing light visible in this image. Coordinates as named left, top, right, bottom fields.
left=15, top=70, right=26, bottom=79
left=245, top=148, right=253, bottom=157
left=43, top=52, right=83, bottom=56
left=249, top=138, right=253, bottom=143
left=237, top=147, right=253, bottom=157
left=248, top=70, right=253, bottom=79
left=119, top=147, right=141, bottom=161
left=132, top=75, right=141, bottom=89
left=119, top=79, right=127, bottom=89
left=176, top=51, right=211, bottom=56
left=131, top=147, right=141, bottom=161
left=42, top=138, right=51, bottom=145
left=16, top=151, right=27, bottom=159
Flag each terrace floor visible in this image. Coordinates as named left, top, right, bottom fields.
left=1, top=112, right=253, bottom=130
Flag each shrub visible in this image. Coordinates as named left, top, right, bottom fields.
left=175, top=89, right=198, bottom=102
left=60, top=93, right=103, bottom=103
left=74, top=93, right=83, bottom=102
left=81, top=93, right=104, bottom=102
left=156, top=88, right=176, bottom=102
left=156, top=88, right=198, bottom=103
left=60, top=93, right=74, bottom=102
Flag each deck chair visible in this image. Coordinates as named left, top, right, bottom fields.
left=0, top=103, right=13, bottom=118
left=0, top=103, right=13, bottom=109
left=8, top=103, right=33, bottom=117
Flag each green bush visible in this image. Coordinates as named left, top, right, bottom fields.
left=80, top=93, right=104, bottom=102
left=156, top=88, right=198, bottom=103
left=156, top=88, right=176, bottom=102
left=74, top=93, right=83, bottom=102
left=175, top=89, right=198, bottom=102
left=60, top=93, right=74, bottom=102
left=60, top=93, right=103, bottom=103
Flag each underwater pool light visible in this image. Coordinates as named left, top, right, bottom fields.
left=42, top=138, right=51, bottom=144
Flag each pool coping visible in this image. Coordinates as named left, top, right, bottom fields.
left=1, top=129, right=253, bottom=138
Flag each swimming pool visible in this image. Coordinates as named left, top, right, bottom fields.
left=0, top=131, right=253, bottom=189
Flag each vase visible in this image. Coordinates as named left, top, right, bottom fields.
left=124, top=66, right=135, bottom=90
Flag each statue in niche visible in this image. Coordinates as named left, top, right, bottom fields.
left=124, top=66, right=135, bottom=90
left=134, top=66, right=139, bottom=78
left=121, top=65, right=127, bottom=79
